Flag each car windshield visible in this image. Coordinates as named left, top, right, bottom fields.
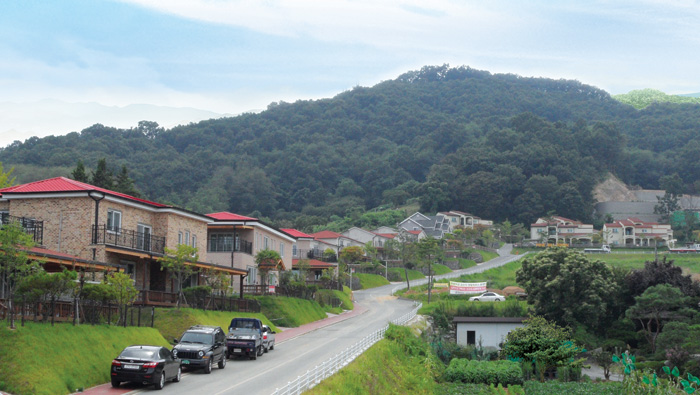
left=119, top=348, right=157, bottom=359
left=230, top=319, right=259, bottom=330
left=180, top=332, right=213, bottom=344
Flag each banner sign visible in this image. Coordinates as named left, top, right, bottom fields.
left=433, top=282, right=449, bottom=288
left=449, top=281, right=487, bottom=295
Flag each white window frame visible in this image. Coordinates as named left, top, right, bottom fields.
left=107, top=209, right=122, bottom=233
left=137, top=223, right=152, bottom=251
left=178, top=232, right=183, bottom=245
left=280, top=242, right=285, bottom=257
left=264, top=236, right=269, bottom=250
left=185, top=231, right=190, bottom=246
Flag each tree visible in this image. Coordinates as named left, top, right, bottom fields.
left=384, top=231, right=418, bottom=289
left=90, top=158, right=114, bottom=189
left=200, top=267, right=231, bottom=309
left=502, top=316, right=584, bottom=382
left=0, top=161, right=15, bottom=188
left=416, top=237, right=442, bottom=303
left=71, top=160, right=89, bottom=183
left=625, top=284, right=695, bottom=354
left=625, top=256, right=700, bottom=300
left=255, top=249, right=282, bottom=288
left=114, top=165, right=141, bottom=197
left=516, top=248, right=620, bottom=333
left=105, top=271, right=139, bottom=324
left=159, top=244, right=198, bottom=308
left=339, top=246, right=364, bottom=289
left=0, top=221, right=40, bottom=328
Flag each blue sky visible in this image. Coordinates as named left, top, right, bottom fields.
left=2, top=0, right=700, bottom=145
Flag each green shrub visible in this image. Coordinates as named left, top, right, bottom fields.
left=444, top=359, right=523, bottom=386
left=523, top=381, right=624, bottom=394
left=556, top=365, right=582, bottom=382
left=634, top=360, right=666, bottom=374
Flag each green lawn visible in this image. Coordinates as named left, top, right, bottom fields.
left=594, top=253, right=700, bottom=274
left=153, top=307, right=277, bottom=343
left=254, top=296, right=328, bottom=327
left=0, top=323, right=169, bottom=395
left=435, top=260, right=522, bottom=290
left=457, top=258, right=478, bottom=269
left=388, top=267, right=426, bottom=281
left=355, top=273, right=391, bottom=289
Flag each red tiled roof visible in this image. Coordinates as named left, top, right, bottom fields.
left=0, top=177, right=168, bottom=207
left=281, top=228, right=314, bottom=238
left=374, top=233, right=396, bottom=239
left=312, top=230, right=342, bottom=239
left=292, top=259, right=336, bottom=269
left=408, top=230, right=422, bottom=235
left=30, top=246, right=83, bottom=261
left=605, top=223, right=623, bottom=228
left=207, top=212, right=258, bottom=221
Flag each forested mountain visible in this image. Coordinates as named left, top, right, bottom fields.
left=3, top=65, right=700, bottom=231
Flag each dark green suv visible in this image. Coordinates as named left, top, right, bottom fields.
left=172, top=325, right=227, bottom=373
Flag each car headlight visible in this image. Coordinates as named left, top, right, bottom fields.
left=172, top=349, right=178, bottom=357
left=198, top=350, right=204, bottom=358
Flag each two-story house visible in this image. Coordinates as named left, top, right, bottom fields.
left=399, top=212, right=450, bottom=238
left=206, top=212, right=295, bottom=293
left=310, top=230, right=365, bottom=257
left=0, top=177, right=247, bottom=305
left=603, top=217, right=673, bottom=247
left=440, top=211, right=494, bottom=232
left=530, top=216, right=595, bottom=245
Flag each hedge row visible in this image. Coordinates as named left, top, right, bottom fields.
left=444, top=359, right=523, bottom=386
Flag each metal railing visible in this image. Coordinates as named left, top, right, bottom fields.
left=272, top=302, right=422, bottom=395
left=1, top=213, right=43, bottom=244
left=92, top=224, right=166, bottom=255
left=207, top=238, right=253, bottom=254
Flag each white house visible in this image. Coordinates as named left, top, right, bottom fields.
left=603, top=217, right=673, bottom=247
left=529, top=216, right=595, bottom=245
left=454, top=317, right=526, bottom=349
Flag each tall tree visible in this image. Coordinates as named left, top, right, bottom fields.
left=255, top=249, right=282, bottom=288
left=114, top=165, right=140, bottom=197
left=90, top=158, right=114, bottom=189
left=159, top=244, right=198, bottom=308
left=0, top=162, right=16, bottom=188
left=416, top=237, right=442, bottom=303
left=0, top=221, right=40, bottom=328
left=71, top=160, right=89, bottom=183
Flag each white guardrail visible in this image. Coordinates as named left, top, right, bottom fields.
left=271, top=301, right=422, bottom=395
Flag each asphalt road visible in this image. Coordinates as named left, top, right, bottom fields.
left=115, top=244, right=526, bottom=395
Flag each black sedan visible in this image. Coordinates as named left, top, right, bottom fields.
left=111, top=345, right=181, bottom=390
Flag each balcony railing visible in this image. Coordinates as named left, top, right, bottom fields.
left=207, top=238, right=253, bottom=255
left=1, top=213, right=43, bottom=245
left=92, top=225, right=166, bottom=255
left=293, top=249, right=336, bottom=262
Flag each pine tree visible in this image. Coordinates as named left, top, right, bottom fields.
left=71, top=160, right=89, bottom=182
left=90, top=158, right=114, bottom=189
left=114, top=165, right=140, bottom=197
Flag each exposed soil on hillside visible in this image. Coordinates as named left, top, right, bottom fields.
left=593, top=174, right=638, bottom=202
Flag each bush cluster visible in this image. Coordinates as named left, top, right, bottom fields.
left=444, top=359, right=523, bottom=386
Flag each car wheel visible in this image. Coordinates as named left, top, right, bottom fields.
left=257, top=345, right=264, bottom=357
left=173, top=366, right=181, bottom=382
left=494, top=298, right=501, bottom=302
left=473, top=299, right=479, bottom=302
left=218, top=353, right=226, bottom=369
left=270, top=342, right=274, bottom=350
left=111, top=379, right=120, bottom=388
left=205, top=358, right=213, bottom=374
left=264, top=344, right=269, bottom=353
left=250, top=350, right=257, bottom=360
left=154, top=373, right=165, bottom=390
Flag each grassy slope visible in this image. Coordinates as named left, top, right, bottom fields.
left=0, top=323, right=169, bottom=395
left=306, top=325, right=440, bottom=395
left=432, top=264, right=452, bottom=275
left=355, top=273, right=390, bottom=289
left=255, top=296, right=328, bottom=327
left=437, top=260, right=522, bottom=290
left=388, top=267, right=425, bottom=281
left=457, top=258, right=477, bottom=269
left=153, top=307, right=277, bottom=343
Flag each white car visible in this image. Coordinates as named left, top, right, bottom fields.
left=469, top=292, right=505, bottom=302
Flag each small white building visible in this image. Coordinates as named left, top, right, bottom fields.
left=454, top=317, right=526, bottom=349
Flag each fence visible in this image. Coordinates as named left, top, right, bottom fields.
left=271, top=302, right=422, bottom=395
left=0, top=297, right=155, bottom=327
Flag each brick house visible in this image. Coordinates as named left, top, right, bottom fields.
left=206, top=212, right=295, bottom=294
left=0, top=177, right=247, bottom=305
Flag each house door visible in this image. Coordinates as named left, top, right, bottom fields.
left=137, top=224, right=152, bottom=251
left=149, top=261, right=166, bottom=292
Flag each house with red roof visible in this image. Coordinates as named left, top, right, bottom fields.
left=0, top=177, right=247, bottom=305
left=310, top=230, right=365, bottom=256
left=206, top=212, right=295, bottom=293
left=603, top=217, right=673, bottom=247
left=529, top=215, right=595, bottom=245
left=440, top=210, right=494, bottom=231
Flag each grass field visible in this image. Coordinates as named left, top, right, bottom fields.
left=437, top=260, right=523, bottom=290
left=0, top=323, right=169, bottom=395
left=595, top=253, right=700, bottom=275
left=254, top=296, right=328, bottom=327
left=355, top=273, right=391, bottom=289
left=388, top=267, right=425, bottom=281
left=432, top=263, right=452, bottom=275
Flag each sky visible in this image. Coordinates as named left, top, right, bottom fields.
left=2, top=0, right=700, bottom=147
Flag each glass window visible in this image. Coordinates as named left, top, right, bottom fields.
left=280, top=242, right=285, bottom=257
left=107, top=210, right=121, bottom=232
left=264, top=236, right=269, bottom=249
left=292, top=244, right=297, bottom=257
left=185, top=231, right=190, bottom=245
left=192, top=235, right=197, bottom=249
left=178, top=232, right=183, bottom=244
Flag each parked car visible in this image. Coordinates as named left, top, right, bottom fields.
left=262, top=324, right=276, bottom=353
left=227, top=317, right=264, bottom=360
left=469, top=292, right=505, bottom=302
left=172, top=325, right=227, bottom=373
left=111, top=345, right=181, bottom=390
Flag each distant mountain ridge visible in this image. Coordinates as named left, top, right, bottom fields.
left=2, top=65, right=700, bottom=230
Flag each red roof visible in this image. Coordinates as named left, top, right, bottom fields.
left=374, top=233, right=396, bottom=239
left=292, top=259, right=336, bottom=269
left=30, top=246, right=84, bottom=261
left=0, top=177, right=168, bottom=207
left=207, top=212, right=258, bottom=221
left=312, top=230, right=342, bottom=239
left=408, top=230, right=423, bottom=235
left=281, top=228, right=314, bottom=238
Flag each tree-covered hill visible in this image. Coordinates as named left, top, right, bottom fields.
left=2, top=65, right=700, bottom=230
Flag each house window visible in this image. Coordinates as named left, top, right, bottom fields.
left=107, top=210, right=122, bottom=232
left=264, top=236, right=269, bottom=249
left=137, top=224, right=152, bottom=251
left=209, top=234, right=233, bottom=252
left=185, top=231, right=190, bottom=245
left=280, top=242, right=285, bottom=257
left=467, top=330, right=476, bottom=346
left=612, top=229, right=619, bottom=233
left=247, top=265, right=257, bottom=285
left=192, top=235, right=197, bottom=249
left=178, top=232, right=183, bottom=245
left=292, top=244, right=298, bottom=257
